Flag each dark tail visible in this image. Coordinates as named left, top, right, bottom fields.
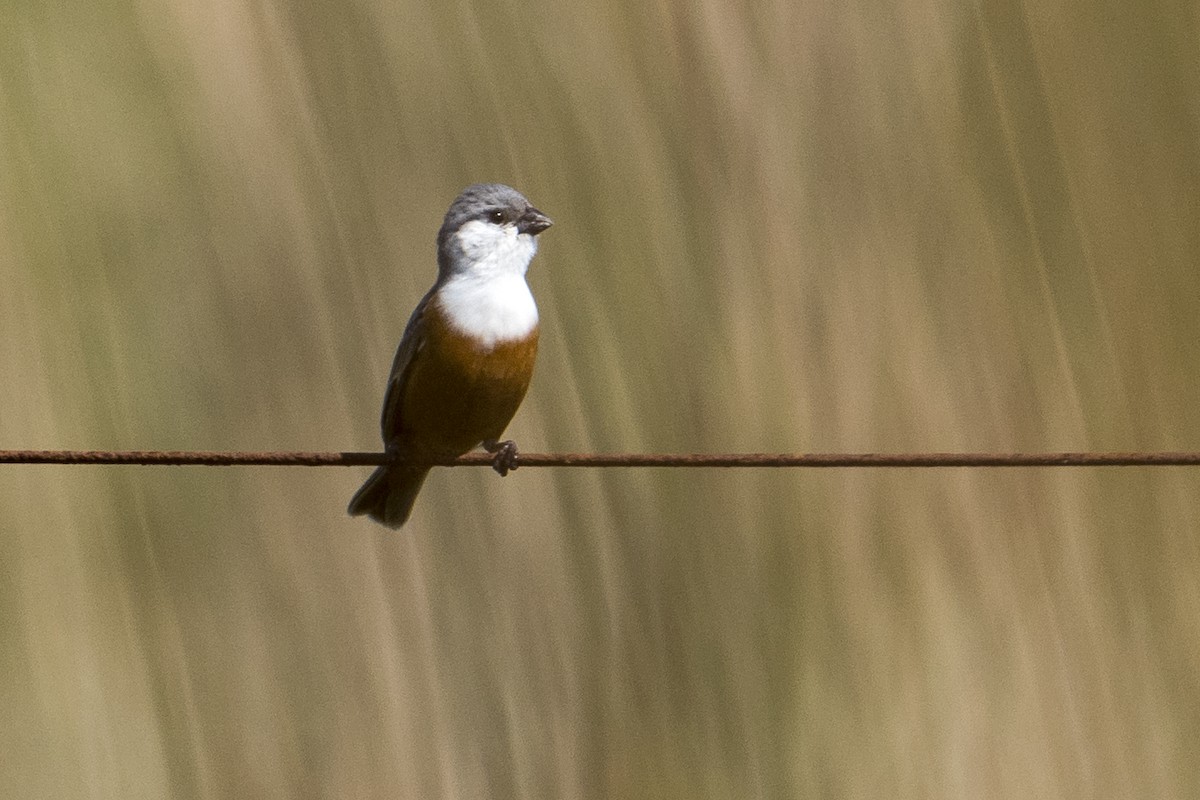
left=347, top=466, right=430, bottom=529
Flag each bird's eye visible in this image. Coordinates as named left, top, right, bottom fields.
left=488, top=210, right=506, bottom=224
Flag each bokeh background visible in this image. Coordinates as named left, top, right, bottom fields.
left=2, top=0, right=1199, bottom=797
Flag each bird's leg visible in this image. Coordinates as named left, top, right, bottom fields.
left=483, top=439, right=519, bottom=477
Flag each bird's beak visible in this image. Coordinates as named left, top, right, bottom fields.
left=518, top=208, right=553, bottom=236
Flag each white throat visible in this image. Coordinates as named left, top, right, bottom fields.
left=436, top=221, right=540, bottom=347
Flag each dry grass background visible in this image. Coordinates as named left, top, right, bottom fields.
left=2, top=0, right=1198, bottom=797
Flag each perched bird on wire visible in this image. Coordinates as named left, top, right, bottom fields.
left=348, top=184, right=553, bottom=528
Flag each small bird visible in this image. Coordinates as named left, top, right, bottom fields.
left=348, top=184, right=552, bottom=528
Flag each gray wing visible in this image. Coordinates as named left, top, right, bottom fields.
left=380, top=285, right=437, bottom=443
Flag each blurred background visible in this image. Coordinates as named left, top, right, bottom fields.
left=2, top=0, right=1198, bottom=797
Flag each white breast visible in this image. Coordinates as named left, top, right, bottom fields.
left=436, top=273, right=538, bottom=347
left=435, top=219, right=541, bottom=347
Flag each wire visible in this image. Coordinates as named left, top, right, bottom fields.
left=2, top=450, right=1200, bottom=467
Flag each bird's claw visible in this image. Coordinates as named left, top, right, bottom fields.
left=484, top=440, right=519, bottom=476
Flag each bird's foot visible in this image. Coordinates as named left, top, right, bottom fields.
left=483, top=439, right=519, bottom=476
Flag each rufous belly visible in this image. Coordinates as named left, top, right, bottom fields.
left=396, top=302, right=538, bottom=457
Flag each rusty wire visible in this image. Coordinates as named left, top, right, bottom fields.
left=2, top=450, right=1200, bottom=467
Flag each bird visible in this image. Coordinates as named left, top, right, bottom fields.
left=348, top=183, right=552, bottom=528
